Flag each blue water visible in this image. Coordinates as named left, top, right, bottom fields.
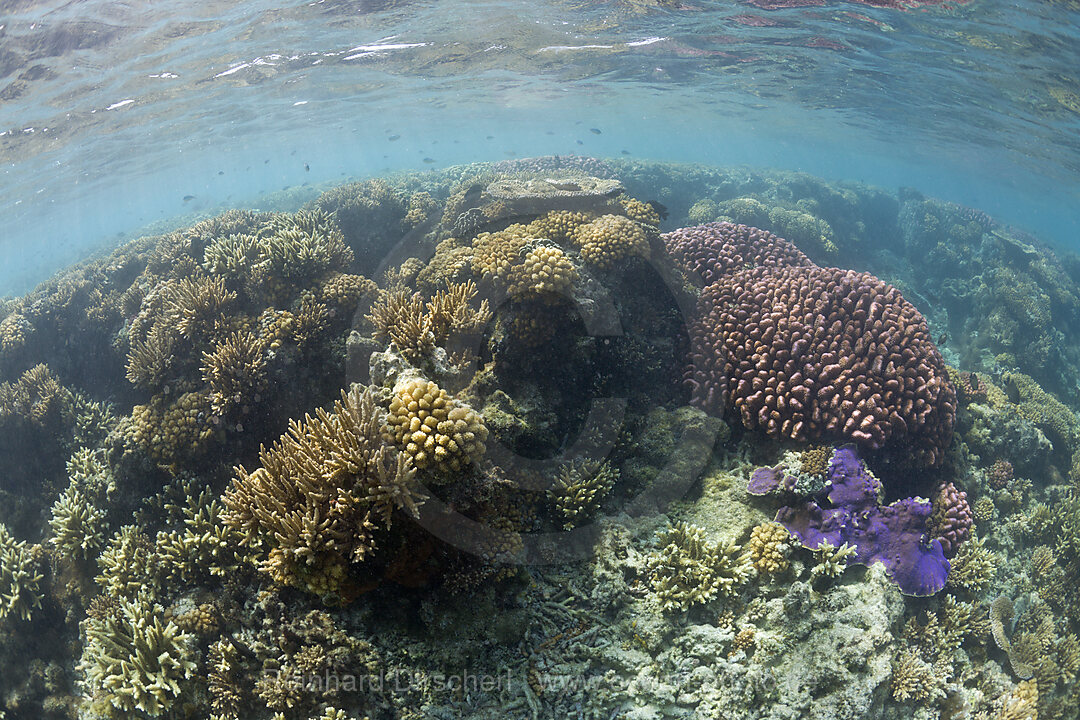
left=1, top=0, right=1079, bottom=293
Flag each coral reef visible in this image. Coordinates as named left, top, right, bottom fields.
left=0, top=523, right=43, bottom=622
left=548, top=458, right=618, bottom=529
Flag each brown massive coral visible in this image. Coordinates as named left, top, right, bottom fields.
left=666, top=222, right=956, bottom=466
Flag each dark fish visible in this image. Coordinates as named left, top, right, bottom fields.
left=486, top=135, right=494, bottom=140
left=423, top=157, right=435, bottom=163
left=545, top=130, right=555, bottom=135
left=183, top=195, right=195, bottom=202
left=388, top=134, right=400, bottom=141
left=647, top=200, right=669, bottom=220
left=304, top=163, right=310, bottom=171
left=217, top=170, right=224, bottom=175
left=590, top=128, right=601, bottom=134
left=264, top=159, right=270, bottom=164
left=621, top=149, right=630, bottom=155
left=938, top=332, right=948, bottom=345
left=576, top=140, right=583, bottom=145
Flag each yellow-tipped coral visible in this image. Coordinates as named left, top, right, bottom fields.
left=508, top=244, right=578, bottom=299
left=573, top=214, right=650, bottom=270
left=748, top=521, right=791, bottom=574
left=385, top=378, right=488, bottom=475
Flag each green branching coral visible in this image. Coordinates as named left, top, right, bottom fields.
left=222, top=385, right=422, bottom=595
left=366, top=281, right=491, bottom=364
left=79, top=590, right=196, bottom=717
left=645, top=522, right=752, bottom=613
left=154, top=482, right=246, bottom=584
left=97, top=525, right=158, bottom=599
left=947, top=533, right=997, bottom=594
left=810, top=541, right=856, bottom=580
left=549, top=458, right=618, bottom=529
left=258, top=209, right=355, bottom=284
left=49, top=448, right=115, bottom=560
left=1002, top=371, right=1080, bottom=453
left=0, top=522, right=44, bottom=622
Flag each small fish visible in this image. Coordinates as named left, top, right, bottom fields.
left=422, top=157, right=435, bottom=164
left=388, top=134, right=400, bottom=141
left=545, top=130, right=555, bottom=135
left=647, top=201, right=669, bottom=220
left=264, top=159, right=269, bottom=164
left=183, top=195, right=195, bottom=202
left=486, top=135, right=494, bottom=140
left=938, top=332, right=948, bottom=345
left=304, top=163, right=310, bottom=171
left=621, top=149, right=630, bottom=155
left=590, top=127, right=601, bottom=134
left=576, top=139, right=583, bottom=145
left=217, top=170, right=224, bottom=175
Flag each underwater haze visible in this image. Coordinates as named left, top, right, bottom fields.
left=3, top=1, right=1080, bottom=719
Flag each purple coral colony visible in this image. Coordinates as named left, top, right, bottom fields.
left=1, top=156, right=1078, bottom=719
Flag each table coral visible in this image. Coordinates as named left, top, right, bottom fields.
left=645, top=522, right=752, bottom=612
left=385, top=377, right=488, bottom=475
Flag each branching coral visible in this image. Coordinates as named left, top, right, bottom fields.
left=97, top=525, right=158, bottom=599
left=645, top=522, right=752, bottom=613
left=222, top=385, right=422, bottom=595
left=0, top=523, right=43, bottom=622
left=549, top=458, right=617, bottom=529
left=0, top=363, right=73, bottom=426
left=385, top=378, right=488, bottom=475
left=49, top=483, right=108, bottom=560
left=79, top=590, right=196, bottom=717
left=947, top=534, right=996, bottom=594
left=201, top=329, right=269, bottom=416
left=162, top=274, right=236, bottom=340
left=810, top=541, right=856, bottom=579
left=154, top=483, right=246, bottom=584
left=890, top=647, right=946, bottom=704
left=367, top=281, right=490, bottom=363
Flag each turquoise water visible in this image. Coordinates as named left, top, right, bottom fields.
left=2, top=0, right=1079, bottom=292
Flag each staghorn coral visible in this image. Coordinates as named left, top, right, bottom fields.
left=748, top=521, right=791, bottom=574
left=0, top=523, right=43, bottom=622
left=948, top=533, right=996, bottom=594
left=201, top=328, right=269, bottom=416
left=645, top=522, right=752, bottom=613
left=572, top=214, right=650, bottom=270
left=810, top=541, right=857, bottom=579
left=549, top=458, right=618, bottom=530
left=96, top=525, right=158, bottom=599
left=222, top=385, right=422, bottom=595
left=124, top=323, right=177, bottom=390
left=162, top=274, right=236, bottom=340
left=258, top=209, right=355, bottom=284
left=49, top=482, right=108, bottom=560
left=207, top=638, right=241, bottom=717
left=890, top=647, right=945, bottom=704
left=385, top=377, right=488, bottom=475
left=367, top=281, right=490, bottom=363
left=154, top=483, right=246, bottom=584
left=79, top=590, right=196, bottom=717
left=996, top=679, right=1039, bottom=720
left=0, top=363, right=73, bottom=426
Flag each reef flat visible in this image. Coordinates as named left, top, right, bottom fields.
left=1, top=157, right=1079, bottom=720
